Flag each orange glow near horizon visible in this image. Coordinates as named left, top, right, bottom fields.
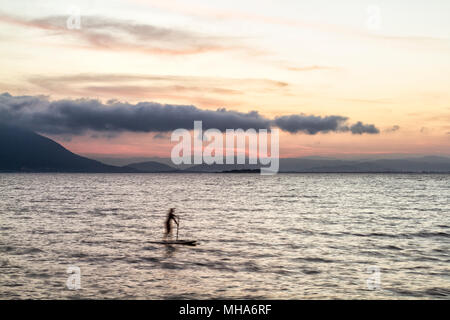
left=48, top=129, right=450, bottom=159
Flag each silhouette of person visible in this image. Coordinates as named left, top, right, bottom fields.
left=164, top=208, right=179, bottom=239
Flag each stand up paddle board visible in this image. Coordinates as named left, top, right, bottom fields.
left=151, top=215, right=197, bottom=246
left=149, top=240, right=198, bottom=246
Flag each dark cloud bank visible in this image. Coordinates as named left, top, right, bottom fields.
left=0, top=93, right=379, bottom=136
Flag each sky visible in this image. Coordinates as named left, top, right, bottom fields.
left=0, top=0, right=449, bottom=158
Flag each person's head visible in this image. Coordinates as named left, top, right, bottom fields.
left=169, top=208, right=175, bottom=214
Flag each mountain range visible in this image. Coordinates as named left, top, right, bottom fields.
left=1, top=123, right=450, bottom=173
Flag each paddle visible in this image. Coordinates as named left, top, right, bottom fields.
left=176, top=216, right=180, bottom=240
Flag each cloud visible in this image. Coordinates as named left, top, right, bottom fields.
left=347, top=121, right=380, bottom=134
left=90, top=132, right=120, bottom=139
left=0, top=93, right=380, bottom=136
left=28, top=73, right=287, bottom=96
left=274, top=115, right=379, bottom=135
left=0, top=93, right=270, bottom=134
left=132, top=0, right=450, bottom=48
left=28, top=73, right=288, bottom=89
left=153, top=132, right=170, bottom=139
left=27, top=73, right=290, bottom=108
left=384, top=125, right=400, bottom=133
left=0, top=13, right=235, bottom=55
left=274, top=114, right=348, bottom=134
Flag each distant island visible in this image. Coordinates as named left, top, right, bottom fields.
left=1, top=123, right=450, bottom=173
left=221, top=169, right=261, bottom=174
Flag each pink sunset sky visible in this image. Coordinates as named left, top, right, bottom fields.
left=1, top=0, right=449, bottom=159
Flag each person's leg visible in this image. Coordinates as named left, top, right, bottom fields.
left=166, top=223, right=172, bottom=239
left=164, top=221, right=171, bottom=239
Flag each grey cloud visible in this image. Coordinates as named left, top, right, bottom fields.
left=0, top=93, right=270, bottom=134
left=0, top=93, right=380, bottom=136
left=273, top=115, right=379, bottom=135
left=90, top=132, right=120, bottom=139
left=348, top=121, right=380, bottom=134
left=274, top=114, right=348, bottom=134
left=153, top=132, right=170, bottom=139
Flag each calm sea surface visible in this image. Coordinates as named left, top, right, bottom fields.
left=0, top=173, right=449, bottom=299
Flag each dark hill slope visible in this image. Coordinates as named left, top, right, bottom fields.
left=0, top=124, right=134, bottom=172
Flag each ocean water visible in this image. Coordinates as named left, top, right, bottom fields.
left=0, top=173, right=449, bottom=299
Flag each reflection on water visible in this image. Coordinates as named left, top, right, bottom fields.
left=0, top=173, right=449, bottom=299
left=165, top=245, right=177, bottom=258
